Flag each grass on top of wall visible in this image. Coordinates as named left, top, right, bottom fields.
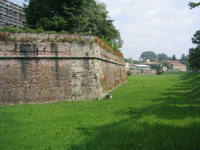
left=0, top=27, right=67, bottom=34
left=0, top=72, right=200, bottom=150
left=0, top=27, right=123, bottom=54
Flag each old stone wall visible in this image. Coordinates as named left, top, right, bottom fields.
left=0, top=32, right=126, bottom=104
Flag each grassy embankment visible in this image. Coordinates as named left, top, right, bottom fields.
left=0, top=73, right=200, bottom=150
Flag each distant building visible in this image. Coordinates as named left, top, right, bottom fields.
left=143, top=59, right=187, bottom=72
left=0, top=0, right=25, bottom=27
left=143, top=60, right=159, bottom=65
left=170, top=61, right=187, bottom=72
left=129, top=64, right=156, bottom=75
left=132, top=64, right=151, bottom=70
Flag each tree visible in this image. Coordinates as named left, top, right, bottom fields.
left=180, top=54, right=189, bottom=69
left=162, top=61, right=173, bottom=70
left=140, top=51, right=157, bottom=61
left=181, top=54, right=187, bottom=61
left=189, top=31, right=200, bottom=71
left=172, top=54, right=177, bottom=61
left=189, top=2, right=200, bottom=9
left=124, top=57, right=133, bottom=64
left=157, top=53, right=168, bottom=61
left=132, top=60, right=140, bottom=64
left=124, top=57, right=139, bottom=64
left=150, top=64, right=163, bottom=75
left=180, top=54, right=188, bottom=65
left=188, top=2, right=200, bottom=71
left=38, top=16, right=68, bottom=32
left=192, top=30, right=200, bottom=44
left=189, top=47, right=200, bottom=71
left=24, top=0, right=123, bottom=49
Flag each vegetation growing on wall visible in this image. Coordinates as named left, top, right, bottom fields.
left=0, top=32, right=123, bottom=59
left=95, top=37, right=123, bottom=58
left=0, top=27, right=123, bottom=57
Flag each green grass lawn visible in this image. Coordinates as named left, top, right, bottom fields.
left=0, top=73, right=200, bottom=150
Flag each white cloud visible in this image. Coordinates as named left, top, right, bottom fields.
left=101, top=0, right=200, bottom=59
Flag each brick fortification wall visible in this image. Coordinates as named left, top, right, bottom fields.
left=0, top=33, right=127, bottom=104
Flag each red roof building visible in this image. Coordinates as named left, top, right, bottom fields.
left=169, top=61, right=187, bottom=72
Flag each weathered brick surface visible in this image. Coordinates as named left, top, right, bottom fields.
left=100, top=61, right=127, bottom=92
left=0, top=59, right=72, bottom=104
left=0, top=33, right=127, bottom=104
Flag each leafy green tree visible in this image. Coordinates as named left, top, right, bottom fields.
left=181, top=54, right=187, bottom=61
left=189, top=31, right=200, bottom=71
left=124, top=57, right=134, bottom=64
left=38, top=16, right=68, bottom=32
left=188, top=2, right=200, bottom=71
left=189, top=2, right=200, bottom=9
left=157, top=53, right=168, bottom=61
left=162, top=61, right=173, bottom=70
left=132, top=60, right=140, bottom=64
left=141, top=51, right=157, bottom=61
left=150, top=64, right=163, bottom=75
left=180, top=54, right=189, bottom=70
left=172, top=54, right=177, bottom=61
left=192, top=30, right=200, bottom=44
left=24, top=0, right=122, bottom=49
left=124, top=58, right=139, bottom=64
left=189, top=48, right=200, bottom=71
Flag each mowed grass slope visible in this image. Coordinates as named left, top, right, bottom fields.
left=0, top=73, right=200, bottom=150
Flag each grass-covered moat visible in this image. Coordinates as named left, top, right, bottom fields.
left=0, top=73, right=200, bottom=150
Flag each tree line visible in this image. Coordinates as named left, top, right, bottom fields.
left=125, top=52, right=189, bottom=74
left=125, top=52, right=188, bottom=65
left=188, top=2, right=200, bottom=71
left=140, top=51, right=179, bottom=62
left=23, top=0, right=123, bottom=51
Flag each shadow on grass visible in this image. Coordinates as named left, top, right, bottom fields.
left=70, top=73, right=200, bottom=150
left=180, top=72, right=200, bottom=103
left=143, top=72, right=200, bottom=120
left=70, top=108, right=200, bottom=150
left=71, top=123, right=200, bottom=150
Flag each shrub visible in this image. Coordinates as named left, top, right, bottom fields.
left=59, top=30, right=69, bottom=34
left=127, top=70, right=131, bottom=76
left=25, top=28, right=36, bottom=33
left=36, top=27, right=44, bottom=33
left=45, top=31, right=57, bottom=34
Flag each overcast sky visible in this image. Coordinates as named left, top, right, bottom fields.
left=11, top=0, right=200, bottom=60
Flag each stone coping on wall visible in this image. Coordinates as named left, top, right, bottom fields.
left=0, top=32, right=124, bottom=59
